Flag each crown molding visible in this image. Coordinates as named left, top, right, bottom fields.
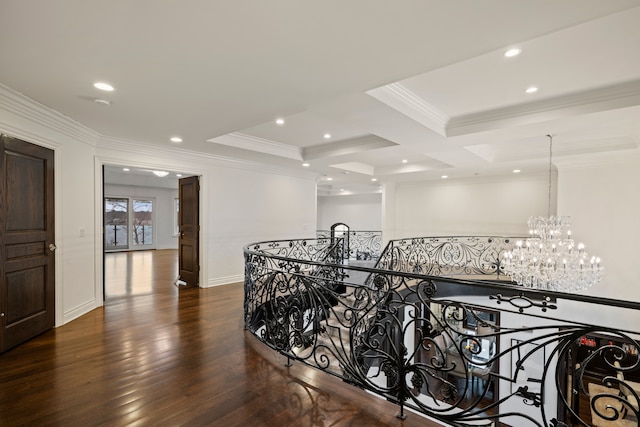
left=0, top=84, right=99, bottom=147
left=448, top=79, right=640, bottom=137
left=303, top=134, right=396, bottom=160
left=366, top=83, right=449, bottom=136
left=97, top=136, right=315, bottom=180
left=207, top=132, right=303, bottom=161
left=554, top=147, right=640, bottom=171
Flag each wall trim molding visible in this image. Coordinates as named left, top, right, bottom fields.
left=63, top=299, right=98, bottom=326
left=207, top=274, right=244, bottom=288
left=0, top=84, right=99, bottom=146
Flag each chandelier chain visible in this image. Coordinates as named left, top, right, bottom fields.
left=502, top=133, right=603, bottom=292
left=546, top=134, right=554, bottom=218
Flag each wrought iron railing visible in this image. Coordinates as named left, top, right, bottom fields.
left=244, top=236, right=640, bottom=426
left=317, top=230, right=383, bottom=261
left=376, top=236, right=515, bottom=279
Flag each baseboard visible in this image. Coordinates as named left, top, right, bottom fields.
left=206, top=274, right=244, bottom=288
left=62, top=299, right=98, bottom=326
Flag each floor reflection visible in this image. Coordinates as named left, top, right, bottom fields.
left=105, top=250, right=178, bottom=298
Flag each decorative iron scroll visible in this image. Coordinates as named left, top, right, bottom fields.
left=490, top=293, right=557, bottom=313
left=316, top=230, right=383, bottom=261
left=376, top=236, right=516, bottom=278
left=244, top=237, right=640, bottom=426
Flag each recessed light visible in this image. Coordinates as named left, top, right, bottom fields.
left=327, top=177, right=333, bottom=181
left=302, top=162, right=310, bottom=167
left=94, top=82, right=114, bottom=92
left=513, top=169, right=521, bottom=173
left=441, top=175, right=448, bottom=179
left=152, top=170, right=169, bottom=177
left=504, top=48, right=521, bottom=58
left=340, top=189, right=344, bottom=192
left=176, top=174, right=182, bottom=177
left=402, top=159, right=408, bottom=164
left=123, top=168, right=130, bottom=172
left=170, top=136, right=183, bottom=143
left=93, top=98, right=111, bottom=106
left=525, top=87, right=538, bottom=94
left=323, top=133, right=331, bottom=139
left=275, top=118, right=285, bottom=125
left=371, top=178, right=377, bottom=182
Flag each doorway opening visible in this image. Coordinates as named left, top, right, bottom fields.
left=102, top=164, right=201, bottom=300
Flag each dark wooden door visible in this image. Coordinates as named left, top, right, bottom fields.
left=0, top=135, right=55, bottom=353
left=178, top=176, right=199, bottom=286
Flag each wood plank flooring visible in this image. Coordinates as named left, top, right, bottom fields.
left=0, top=249, right=440, bottom=427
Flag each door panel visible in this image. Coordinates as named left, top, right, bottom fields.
left=0, top=135, right=55, bottom=353
left=178, top=176, right=199, bottom=286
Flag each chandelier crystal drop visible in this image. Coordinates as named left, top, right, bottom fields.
left=502, top=135, right=604, bottom=292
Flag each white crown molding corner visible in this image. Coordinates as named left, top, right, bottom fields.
left=208, top=132, right=303, bottom=161
left=0, top=84, right=100, bottom=147
left=366, top=83, right=449, bottom=137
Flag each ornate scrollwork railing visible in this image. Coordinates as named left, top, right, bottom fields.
left=317, top=230, right=383, bottom=261
left=376, top=236, right=516, bottom=279
left=244, top=236, right=640, bottom=426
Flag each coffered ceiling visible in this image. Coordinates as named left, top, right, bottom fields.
left=2, top=1, right=639, bottom=195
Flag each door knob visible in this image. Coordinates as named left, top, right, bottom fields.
left=49, top=243, right=57, bottom=252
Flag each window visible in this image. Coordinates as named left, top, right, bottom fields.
left=132, top=199, right=153, bottom=246
left=105, top=198, right=129, bottom=250
left=104, top=197, right=156, bottom=251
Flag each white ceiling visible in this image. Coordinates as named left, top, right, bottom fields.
left=2, top=1, right=640, bottom=195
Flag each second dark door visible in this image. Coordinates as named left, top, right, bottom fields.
left=178, top=176, right=199, bottom=286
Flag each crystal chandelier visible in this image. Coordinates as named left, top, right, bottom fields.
left=503, top=135, right=604, bottom=292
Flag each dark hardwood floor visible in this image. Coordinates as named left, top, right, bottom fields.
left=0, top=249, right=440, bottom=426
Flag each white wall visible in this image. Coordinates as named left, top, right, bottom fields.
left=104, top=184, right=178, bottom=250
left=317, top=193, right=382, bottom=231
left=207, top=166, right=317, bottom=285
left=385, top=173, right=550, bottom=240
left=558, top=154, right=640, bottom=302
